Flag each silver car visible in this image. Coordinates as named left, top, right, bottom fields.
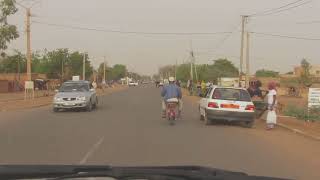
left=53, top=81, right=98, bottom=112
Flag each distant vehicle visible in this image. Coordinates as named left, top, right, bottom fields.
left=199, top=86, right=255, bottom=127
left=128, top=81, right=139, bottom=86
left=53, top=80, right=98, bottom=112
left=158, top=81, right=164, bottom=87
left=142, top=81, right=149, bottom=84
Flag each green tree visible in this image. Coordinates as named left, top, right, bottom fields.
left=255, top=69, right=279, bottom=77
left=68, top=51, right=93, bottom=80
left=300, top=58, right=312, bottom=87
left=0, top=50, right=25, bottom=73
left=0, top=0, right=19, bottom=55
left=110, top=64, right=127, bottom=80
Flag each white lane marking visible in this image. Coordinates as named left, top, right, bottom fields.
left=79, top=136, right=105, bottom=164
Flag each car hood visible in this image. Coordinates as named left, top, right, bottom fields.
left=55, top=92, right=89, bottom=98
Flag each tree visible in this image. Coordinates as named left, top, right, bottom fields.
left=300, top=58, right=312, bottom=87
left=255, top=69, right=279, bottom=77
left=0, top=0, right=19, bottom=56
left=110, top=64, right=127, bottom=80
left=0, top=50, right=25, bottom=73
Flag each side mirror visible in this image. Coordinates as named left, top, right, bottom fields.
left=90, top=88, right=95, bottom=92
left=54, top=89, right=59, bottom=93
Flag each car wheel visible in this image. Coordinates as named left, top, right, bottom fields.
left=243, top=121, right=254, bottom=128
left=204, top=112, right=210, bottom=125
left=93, top=97, right=98, bottom=109
left=199, top=106, right=204, bottom=121
left=53, top=108, right=59, bottom=112
left=86, top=100, right=92, bottom=112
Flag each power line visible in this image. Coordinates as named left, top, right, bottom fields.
left=250, top=0, right=311, bottom=17
left=32, top=21, right=233, bottom=36
left=297, top=20, right=320, bottom=24
left=256, top=0, right=312, bottom=16
left=251, top=32, right=320, bottom=41
left=213, top=21, right=241, bottom=49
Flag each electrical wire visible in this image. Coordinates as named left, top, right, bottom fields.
left=32, top=21, right=233, bottom=36
left=251, top=32, right=320, bottom=41
left=213, top=22, right=241, bottom=49
left=254, top=0, right=312, bottom=17
left=297, top=20, right=320, bottom=24
left=249, top=0, right=311, bottom=17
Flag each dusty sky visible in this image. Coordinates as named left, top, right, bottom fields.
left=7, top=0, right=320, bottom=75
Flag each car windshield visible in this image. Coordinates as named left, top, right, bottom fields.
left=59, top=83, right=89, bottom=92
left=212, top=88, right=251, bottom=102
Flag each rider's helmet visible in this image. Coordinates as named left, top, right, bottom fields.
left=168, top=77, right=175, bottom=82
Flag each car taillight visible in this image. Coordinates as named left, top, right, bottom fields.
left=245, top=105, right=255, bottom=111
left=208, top=102, right=219, bottom=108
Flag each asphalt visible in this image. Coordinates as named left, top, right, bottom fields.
left=0, top=85, right=319, bottom=180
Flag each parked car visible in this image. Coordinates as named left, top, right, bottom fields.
left=128, top=81, right=139, bottom=86
left=53, top=80, right=98, bottom=112
left=199, top=86, right=255, bottom=127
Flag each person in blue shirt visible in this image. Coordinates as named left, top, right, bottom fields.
left=161, top=77, right=182, bottom=117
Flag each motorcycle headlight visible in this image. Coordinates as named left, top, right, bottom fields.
left=76, top=96, right=86, bottom=101
left=54, top=97, right=62, bottom=101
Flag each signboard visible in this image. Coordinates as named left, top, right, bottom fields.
left=24, top=81, right=34, bottom=100
left=308, top=88, right=320, bottom=108
left=72, top=76, right=80, bottom=81
left=25, top=81, right=34, bottom=89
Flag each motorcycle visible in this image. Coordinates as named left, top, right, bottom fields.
left=165, top=98, right=179, bottom=125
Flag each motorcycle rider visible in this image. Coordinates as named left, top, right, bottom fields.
left=161, top=77, right=182, bottom=118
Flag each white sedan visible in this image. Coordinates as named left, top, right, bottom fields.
left=199, top=86, right=255, bottom=127
left=128, top=81, right=139, bottom=86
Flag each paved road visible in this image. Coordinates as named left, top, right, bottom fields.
left=0, top=85, right=319, bottom=180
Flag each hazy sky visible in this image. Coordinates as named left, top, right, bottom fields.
left=7, top=0, right=320, bottom=75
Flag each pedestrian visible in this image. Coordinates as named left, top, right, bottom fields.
left=197, top=81, right=201, bottom=96
left=201, top=80, right=206, bottom=96
left=266, top=81, right=277, bottom=130
left=92, top=80, right=97, bottom=89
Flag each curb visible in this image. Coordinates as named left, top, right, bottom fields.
left=277, top=123, right=320, bottom=141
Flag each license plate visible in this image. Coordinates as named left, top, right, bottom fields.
left=221, top=104, right=239, bottom=109
left=64, top=102, right=75, bottom=106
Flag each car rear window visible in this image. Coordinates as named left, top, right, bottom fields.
left=212, top=88, right=251, bottom=102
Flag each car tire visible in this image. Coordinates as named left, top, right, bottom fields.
left=204, top=112, right=210, bottom=125
left=93, top=97, right=98, bottom=109
left=243, top=121, right=254, bottom=128
left=53, top=108, right=59, bottom=112
left=86, top=100, right=92, bottom=112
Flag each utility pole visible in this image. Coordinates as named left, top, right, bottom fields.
left=26, top=8, right=32, bottom=81
left=82, top=53, right=86, bottom=80
left=175, top=59, right=177, bottom=79
left=245, top=32, right=250, bottom=88
left=17, top=57, right=21, bottom=81
left=61, top=55, right=65, bottom=82
left=239, top=15, right=247, bottom=86
left=103, top=56, right=106, bottom=84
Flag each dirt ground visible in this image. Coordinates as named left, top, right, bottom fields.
left=0, top=85, right=128, bottom=112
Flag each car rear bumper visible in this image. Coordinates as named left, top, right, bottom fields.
left=53, top=101, right=88, bottom=109
left=206, top=109, right=255, bottom=122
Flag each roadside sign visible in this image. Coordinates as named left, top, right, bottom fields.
left=72, top=76, right=80, bottom=81
left=24, top=81, right=34, bottom=100
left=308, top=88, right=320, bottom=108
left=25, top=81, right=34, bottom=89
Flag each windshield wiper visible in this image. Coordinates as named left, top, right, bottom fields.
left=0, top=165, right=291, bottom=180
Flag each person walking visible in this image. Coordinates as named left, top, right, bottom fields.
left=266, top=81, right=278, bottom=130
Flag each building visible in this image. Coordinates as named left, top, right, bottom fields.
left=294, top=65, right=320, bottom=77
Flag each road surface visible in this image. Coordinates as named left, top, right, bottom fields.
left=0, top=85, right=319, bottom=180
